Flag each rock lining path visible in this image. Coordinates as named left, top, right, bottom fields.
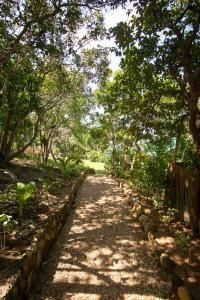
left=29, top=175, right=171, bottom=300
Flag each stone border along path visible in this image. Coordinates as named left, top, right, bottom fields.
left=1, top=171, right=87, bottom=300
left=29, top=175, right=171, bottom=300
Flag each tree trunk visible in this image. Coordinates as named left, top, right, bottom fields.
left=121, top=144, right=126, bottom=175
left=44, top=140, right=50, bottom=163
left=0, top=111, right=12, bottom=158
left=7, top=116, right=40, bottom=161
left=50, top=146, right=57, bottom=162
left=172, top=115, right=187, bottom=163
left=111, top=131, right=116, bottom=174
left=188, top=88, right=200, bottom=173
left=130, top=155, right=136, bottom=177
left=182, top=44, right=200, bottom=172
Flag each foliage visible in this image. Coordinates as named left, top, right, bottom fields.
left=130, top=143, right=171, bottom=193
left=0, top=0, right=113, bottom=164
left=87, top=149, right=100, bottom=162
left=54, top=158, right=71, bottom=177
left=0, top=1, right=113, bottom=65
left=152, top=195, right=164, bottom=210
left=94, top=64, right=185, bottom=194
left=0, top=193, right=7, bottom=202
left=51, top=157, right=85, bottom=178
left=162, top=208, right=177, bottom=224
left=175, top=233, right=190, bottom=248
left=87, top=149, right=107, bottom=163
left=1, top=1, right=200, bottom=232
left=111, top=0, right=200, bottom=171
left=83, top=160, right=105, bottom=174
left=0, top=214, right=17, bottom=231
left=42, top=179, right=65, bottom=192
left=12, top=182, right=37, bottom=223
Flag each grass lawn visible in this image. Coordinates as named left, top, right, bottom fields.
left=83, top=160, right=106, bottom=174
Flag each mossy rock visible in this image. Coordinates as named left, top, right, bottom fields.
left=138, top=214, right=149, bottom=227
left=160, top=253, right=176, bottom=273
left=143, top=221, right=156, bottom=234
left=132, top=203, right=144, bottom=220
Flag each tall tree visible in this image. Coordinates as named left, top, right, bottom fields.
left=111, top=0, right=200, bottom=171
left=0, top=0, right=113, bottom=164
left=0, top=0, right=124, bottom=65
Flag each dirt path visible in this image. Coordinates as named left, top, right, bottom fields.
left=29, top=175, right=171, bottom=300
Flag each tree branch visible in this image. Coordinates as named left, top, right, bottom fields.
left=194, top=66, right=200, bottom=82
left=7, top=115, right=41, bottom=161
left=0, top=0, right=118, bottom=64
left=184, top=20, right=200, bottom=51
left=169, top=66, right=187, bottom=99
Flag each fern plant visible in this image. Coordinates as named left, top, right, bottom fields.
left=54, top=157, right=82, bottom=178
left=175, top=233, right=190, bottom=248
left=56, top=157, right=69, bottom=177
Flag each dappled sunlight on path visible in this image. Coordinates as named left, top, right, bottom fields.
left=29, top=176, right=171, bottom=300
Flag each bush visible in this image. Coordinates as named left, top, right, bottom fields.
left=162, top=208, right=177, bottom=224
left=0, top=214, right=17, bottom=231
left=11, top=182, right=37, bottom=224
left=50, top=157, right=86, bottom=178
left=87, top=149, right=108, bottom=163
left=175, top=233, right=190, bottom=248
left=105, top=141, right=172, bottom=198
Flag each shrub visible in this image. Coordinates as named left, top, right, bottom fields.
left=162, top=208, right=177, bottom=224
left=175, top=233, right=190, bottom=248
left=0, top=214, right=17, bottom=231
left=51, top=156, right=86, bottom=178
left=12, top=182, right=37, bottom=224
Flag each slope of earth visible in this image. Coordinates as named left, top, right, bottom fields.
left=0, top=159, right=76, bottom=298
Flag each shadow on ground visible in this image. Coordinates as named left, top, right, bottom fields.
left=29, top=175, right=171, bottom=300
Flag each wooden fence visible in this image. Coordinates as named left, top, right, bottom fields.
left=165, top=162, right=200, bottom=233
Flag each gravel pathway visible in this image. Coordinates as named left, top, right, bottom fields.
left=29, top=175, right=171, bottom=300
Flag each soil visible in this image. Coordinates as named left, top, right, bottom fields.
left=0, top=159, right=76, bottom=296
left=1, top=168, right=199, bottom=299
left=125, top=186, right=200, bottom=300
left=29, top=175, right=172, bottom=300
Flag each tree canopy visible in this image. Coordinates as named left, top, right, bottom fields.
left=109, top=0, right=200, bottom=171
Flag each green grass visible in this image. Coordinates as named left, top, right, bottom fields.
left=83, top=160, right=106, bottom=174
